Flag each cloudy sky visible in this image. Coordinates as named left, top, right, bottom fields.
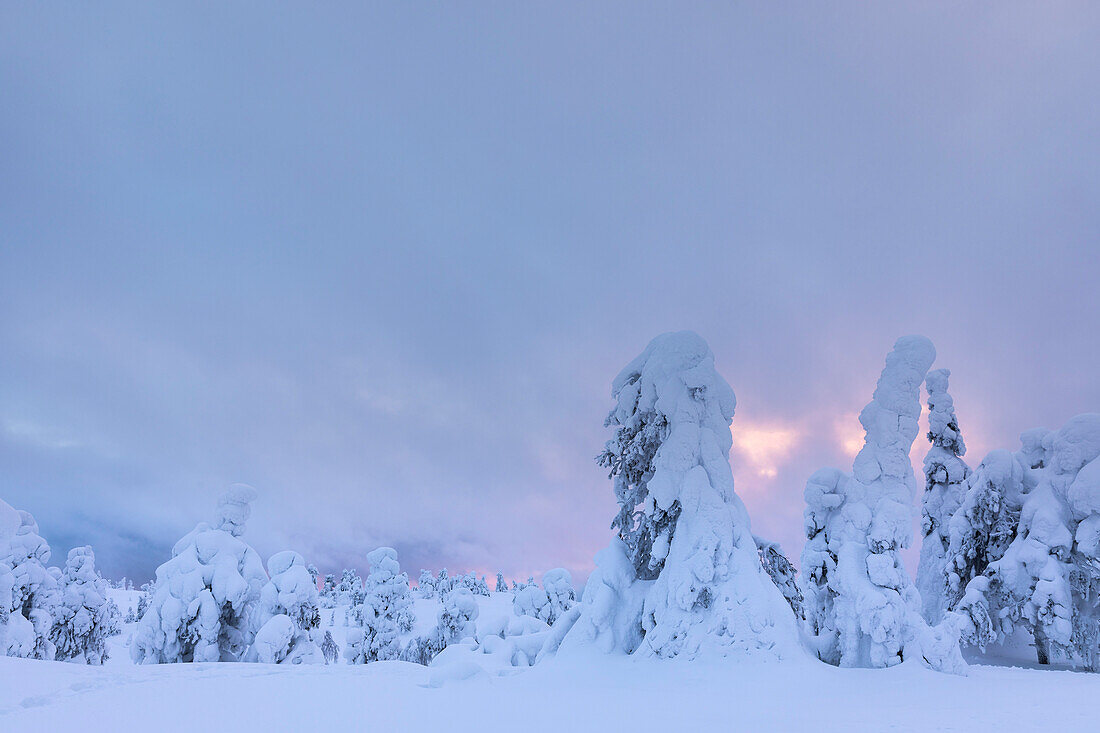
left=2, top=3, right=1098, bottom=584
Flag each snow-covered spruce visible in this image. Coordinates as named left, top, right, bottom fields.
left=244, top=550, right=322, bottom=664
left=801, top=336, right=964, bottom=672
left=959, top=415, right=1100, bottom=669
left=50, top=546, right=111, bottom=664
left=755, top=537, right=804, bottom=621
left=345, top=547, right=414, bottom=664
left=319, top=573, right=337, bottom=608
left=915, top=369, right=971, bottom=624
left=336, top=568, right=363, bottom=608
left=417, top=569, right=436, bottom=598
left=495, top=572, right=507, bottom=593
left=0, top=501, right=60, bottom=660
left=560, top=331, right=801, bottom=660
left=131, top=485, right=267, bottom=663
left=943, top=448, right=1024, bottom=648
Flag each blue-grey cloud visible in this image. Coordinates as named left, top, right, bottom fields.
left=1, top=3, right=1098, bottom=583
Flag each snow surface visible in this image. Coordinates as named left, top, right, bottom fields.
left=1, top=641, right=1096, bottom=732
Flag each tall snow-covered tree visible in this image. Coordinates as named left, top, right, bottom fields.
left=561, top=331, right=801, bottom=660
left=495, top=572, right=507, bottom=593
left=916, top=369, right=971, bottom=623
left=51, top=546, right=111, bottom=664
left=131, top=486, right=267, bottom=664
left=801, top=336, right=964, bottom=671
left=0, top=502, right=60, bottom=660
left=345, top=547, right=414, bottom=664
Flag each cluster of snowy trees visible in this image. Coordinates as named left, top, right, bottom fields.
left=8, top=330, right=1100, bottom=675
left=1, top=499, right=119, bottom=663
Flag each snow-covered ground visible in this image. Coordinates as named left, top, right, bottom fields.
left=2, top=643, right=1096, bottom=732
left=0, top=589, right=1093, bottom=732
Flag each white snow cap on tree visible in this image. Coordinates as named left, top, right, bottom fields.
left=561, top=331, right=801, bottom=660
left=51, top=546, right=111, bottom=664
left=916, top=368, right=971, bottom=624
left=216, top=484, right=258, bottom=537
left=801, top=336, right=965, bottom=672
left=131, top=488, right=267, bottom=663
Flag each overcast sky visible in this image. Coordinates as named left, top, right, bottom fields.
left=2, top=3, right=1098, bottom=584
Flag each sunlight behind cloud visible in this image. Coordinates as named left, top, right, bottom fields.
left=731, top=422, right=801, bottom=480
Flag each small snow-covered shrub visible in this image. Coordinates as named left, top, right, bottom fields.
left=131, top=486, right=267, bottom=664
left=438, top=587, right=479, bottom=646
left=513, top=569, right=575, bottom=626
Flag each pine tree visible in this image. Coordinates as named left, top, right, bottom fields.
left=801, top=336, right=964, bottom=671
left=562, top=331, right=800, bottom=660
left=755, top=537, right=804, bottom=621
left=51, top=546, right=111, bottom=664
left=495, top=572, right=507, bottom=593
left=131, top=486, right=267, bottom=664
left=1, top=505, right=60, bottom=660
left=916, top=369, right=971, bottom=623
left=345, top=548, right=414, bottom=664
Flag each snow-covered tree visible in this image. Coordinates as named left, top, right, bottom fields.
left=755, top=537, right=804, bottom=621
left=436, top=568, right=454, bottom=595
left=131, top=485, right=267, bottom=663
left=321, top=630, right=339, bottom=664
left=319, top=573, right=337, bottom=608
left=561, top=331, right=801, bottom=660
left=136, top=581, right=153, bottom=620
left=495, top=572, right=507, bottom=593
left=345, top=547, right=414, bottom=664
left=963, top=415, right=1100, bottom=669
left=336, top=568, right=363, bottom=607
left=460, top=572, right=490, bottom=597
left=436, top=586, right=479, bottom=646
left=51, top=546, right=111, bottom=664
left=916, top=369, right=971, bottom=624
left=801, top=336, right=964, bottom=672
left=417, top=569, right=436, bottom=598
left=306, top=563, right=319, bottom=588
left=944, top=450, right=1024, bottom=617
left=245, top=551, right=322, bottom=664
left=514, top=568, right=576, bottom=626
left=1, top=502, right=60, bottom=660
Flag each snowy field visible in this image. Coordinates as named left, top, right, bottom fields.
left=2, top=645, right=1096, bottom=732
left=0, top=591, right=1094, bottom=733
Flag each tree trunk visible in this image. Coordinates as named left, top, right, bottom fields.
left=1034, top=626, right=1051, bottom=665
